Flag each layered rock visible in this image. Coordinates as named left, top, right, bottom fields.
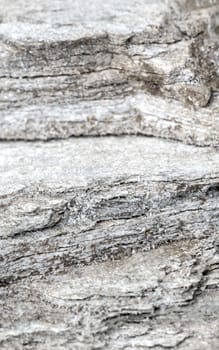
left=0, top=0, right=218, bottom=144
left=0, top=1, right=219, bottom=349
left=0, top=137, right=219, bottom=285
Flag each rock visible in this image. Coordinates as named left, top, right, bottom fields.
left=0, top=238, right=218, bottom=349
left=1, top=1, right=219, bottom=349
left=1, top=93, right=219, bottom=145
left=0, top=0, right=218, bottom=144
left=0, top=136, right=218, bottom=284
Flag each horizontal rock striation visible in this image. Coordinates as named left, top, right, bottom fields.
left=0, top=0, right=218, bottom=144
left=0, top=238, right=218, bottom=349
left=0, top=137, right=219, bottom=285
left=1, top=1, right=219, bottom=349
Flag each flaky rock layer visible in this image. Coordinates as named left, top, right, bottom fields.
left=0, top=0, right=218, bottom=144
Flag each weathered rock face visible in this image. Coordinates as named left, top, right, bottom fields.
left=0, top=138, right=218, bottom=349
left=0, top=0, right=218, bottom=144
left=1, top=238, right=219, bottom=350
left=1, top=137, right=219, bottom=285
left=0, top=1, right=219, bottom=350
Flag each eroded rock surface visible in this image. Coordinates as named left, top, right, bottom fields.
left=0, top=0, right=218, bottom=144
left=0, top=1, right=219, bottom=349
left=0, top=136, right=218, bottom=294
left=0, top=238, right=218, bottom=349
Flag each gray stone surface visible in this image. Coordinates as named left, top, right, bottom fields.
left=1, top=93, right=219, bottom=145
left=0, top=0, right=218, bottom=144
left=1, top=237, right=219, bottom=349
left=0, top=137, right=218, bottom=298
left=1, top=1, right=219, bottom=349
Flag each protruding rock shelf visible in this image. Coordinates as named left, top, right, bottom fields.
left=0, top=0, right=218, bottom=144
left=1, top=93, right=219, bottom=145
left=0, top=136, right=219, bottom=283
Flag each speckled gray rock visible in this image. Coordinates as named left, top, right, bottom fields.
left=0, top=0, right=218, bottom=144
left=0, top=136, right=219, bottom=284
left=1, top=237, right=219, bottom=349
left=1, top=1, right=219, bottom=349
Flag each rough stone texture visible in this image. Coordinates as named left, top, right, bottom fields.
left=0, top=0, right=218, bottom=144
left=0, top=238, right=219, bottom=350
left=1, top=1, right=219, bottom=349
left=0, top=137, right=219, bottom=349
